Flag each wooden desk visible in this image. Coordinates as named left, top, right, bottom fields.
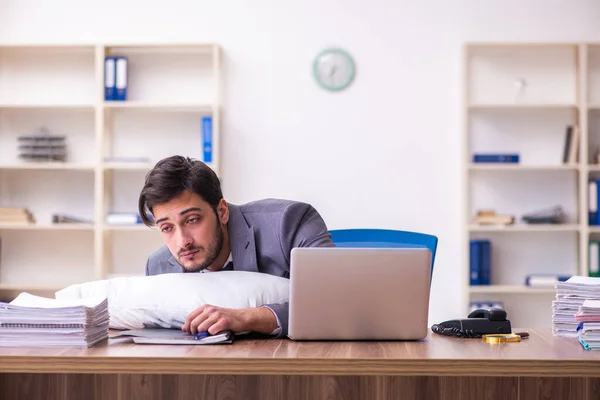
left=0, top=328, right=599, bottom=400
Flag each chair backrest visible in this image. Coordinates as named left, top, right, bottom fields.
left=328, top=228, right=438, bottom=279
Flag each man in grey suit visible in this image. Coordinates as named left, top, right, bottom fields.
left=138, top=155, right=335, bottom=338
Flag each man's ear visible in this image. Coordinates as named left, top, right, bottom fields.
left=217, top=199, right=229, bottom=225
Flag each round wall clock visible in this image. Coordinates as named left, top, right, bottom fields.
left=313, top=48, right=356, bottom=92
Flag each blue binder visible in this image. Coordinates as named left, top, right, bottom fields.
left=469, top=240, right=480, bottom=285
left=472, top=153, right=519, bottom=163
left=202, top=116, right=213, bottom=163
left=104, top=56, right=117, bottom=101
left=469, top=239, right=491, bottom=285
left=115, top=56, right=128, bottom=101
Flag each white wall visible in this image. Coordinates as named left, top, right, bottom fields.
left=2, top=0, right=600, bottom=324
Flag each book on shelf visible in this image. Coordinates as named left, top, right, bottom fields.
left=106, top=212, right=143, bottom=225
left=562, top=125, right=580, bottom=164
left=525, top=274, right=572, bottom=288
left=472, top=153, right=519, bottom=164
left=51, top=214, right=93, bottom=225
left=0, top=292, right=109, bottom=348
left=521, top=206, right=565, bottom=224
left=472, top=210, right=515, bottom=226
left=17, top=127, right=67, bottom=163
left=0, top=207, right=35, bottom=224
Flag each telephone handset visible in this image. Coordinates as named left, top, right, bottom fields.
left=431, top=307, right=512, bottom=338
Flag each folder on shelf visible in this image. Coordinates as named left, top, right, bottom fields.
left=115, top=56, right=128, bottom=101
left=472, top=153, right=519, bottom=163
left=202, top=116, right=213, bottom=163
left=469, top=239, right=491, bottom=285
left=525, top=274, right=571, bottom=288
left=590, top=241, right=600, bottom=278
left=104, top=56, right=116, bottom=101
left=590, top=180, right=600, bottom=226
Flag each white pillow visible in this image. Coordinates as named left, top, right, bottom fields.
left=55, top=271, right=290, bottom=330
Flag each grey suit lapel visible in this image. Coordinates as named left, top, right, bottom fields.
left=227, top=204, right=259, bottom=272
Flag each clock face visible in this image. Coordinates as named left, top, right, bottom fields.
left=313, top=48, right=356, bottom=92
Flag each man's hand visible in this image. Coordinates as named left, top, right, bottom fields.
left=182, top=304, right=279, bottom=335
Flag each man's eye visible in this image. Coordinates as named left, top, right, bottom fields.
left=187, top=218, right=199, bottom=224
left=161, top=226, right=172, bottom=233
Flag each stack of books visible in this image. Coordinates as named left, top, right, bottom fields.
left=552, top=276, right=600, bottom=338
left=0, top=207, right=35, bottom=225
left=17, top=129, right=67, bottom=162
left=472, top=210, right=514, bottom=226
left=575, top=300, right=600, bottom=350
left=0, top=292, right=109, bottom=348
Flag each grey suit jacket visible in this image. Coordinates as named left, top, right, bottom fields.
left=144, top=198, right=335, bottom=337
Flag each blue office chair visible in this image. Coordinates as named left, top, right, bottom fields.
left=328, top=228, right=438, bottom=279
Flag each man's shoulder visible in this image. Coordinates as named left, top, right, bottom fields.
left=238, top=198, right=312, bottom=215
left=147, top=244, right=173, bottom=263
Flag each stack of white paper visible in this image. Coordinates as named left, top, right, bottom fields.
left=576, top=300, right=600, bottom=350
left=553, top=276, right=600, bottom=337
left=0, top=292, right=109, bottom=348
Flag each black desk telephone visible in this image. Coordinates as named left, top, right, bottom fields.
left=431, top=307, right=512, bottom=338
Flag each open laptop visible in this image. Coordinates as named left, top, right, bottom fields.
left=288, top=247, right=432, bottom=341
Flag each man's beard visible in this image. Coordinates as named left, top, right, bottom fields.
left=179, top=224, right=224, bottom=273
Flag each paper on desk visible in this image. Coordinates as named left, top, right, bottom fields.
left=10, top=292, right=106, bottom=309
left=0, top=292, right=109, bottom=348
left=554, top=276, right=600, bottom=338
left=111, top=328, right=233, bottom=345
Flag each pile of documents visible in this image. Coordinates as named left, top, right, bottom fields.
left=575, top=300, right=600, bottom=350
left=0, top=292, right=109, bottom=348
left=553, top=276, right=600, bottom=338
left=18, top=128, right=67, bottom=162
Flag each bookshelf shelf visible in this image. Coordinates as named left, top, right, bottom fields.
left=103, top=101, right=213, bottom=112
left=0, top=104, right=95, bottom=110
left=468, top=104, right=578, bottom=110
left=0, top=42, right=222, bottom=298
left=468, top=164, right=578, bottom=171
left=102, top=162, right=154, bottom=171
left=0, top=223, right=94, bottom=231
left=0, top=163, right=95, bottom=171
left=104, top=225, right=155, bottom=232
left=468, top=224, right=581, bottom=232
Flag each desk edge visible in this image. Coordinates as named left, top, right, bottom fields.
left=1, top=357, right=599, bottom=377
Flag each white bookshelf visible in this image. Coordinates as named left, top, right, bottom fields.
left=0, top=43, right=221, bottom=299
left=461, top=42, right=600, bottom=328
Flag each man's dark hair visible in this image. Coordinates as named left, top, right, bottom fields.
left=138, top=155, right=223, bottom=227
